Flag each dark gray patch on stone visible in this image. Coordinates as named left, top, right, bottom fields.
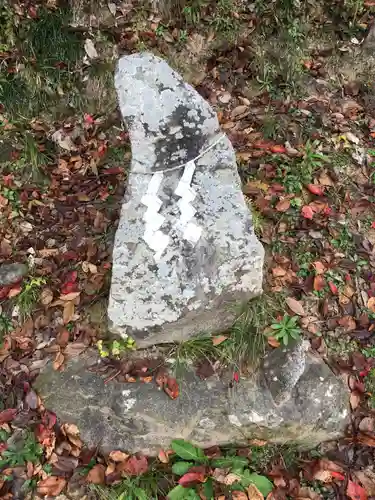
left=0, top=263, right=28, bottom=286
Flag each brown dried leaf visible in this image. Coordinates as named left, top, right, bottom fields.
left=350, top=391, right=361, bottom=410
left=231, top=105, right=248, bottom=119
left=41, top=288, right=54, bottom=306
left=247, top=483, right=264, bottom=500
left=158, top=450, right=169, bottom=464
left=63, top=301, right=75, bottom=324
left=286, top=297, right=306, bottom=316
left=60, top=291, right=81, bottom=301
left=37, top=476, right=67, bottom=496
left=86, top=464, right=105, bottom=484
left=268, top=337, right=281, bottom=348
left=53, top=351, right=65, bottom=371
left=338, top=315, right=356, bottom=332
left=275, top=199, right=290, bottom=212
left=272, top=267, right=286, bottom=277
left=109, top=450, right=129, bottom=463
left=232, top=492, right=248, bottom=500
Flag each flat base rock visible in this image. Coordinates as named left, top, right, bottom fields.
left=34, top=342, right=349, bottom=455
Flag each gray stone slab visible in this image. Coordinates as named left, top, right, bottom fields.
left=108, top=53, right=264, bottom=347
left=0, top=263, right=28, bottom=286
left=34, top=342, right=349, bottom=455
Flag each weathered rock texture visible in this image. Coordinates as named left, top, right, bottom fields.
left=108, top=53, right=264, bottom=347
left=34, top=342, right=349, bottom=456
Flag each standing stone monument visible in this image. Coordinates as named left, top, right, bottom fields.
left=108, top=53, right=264, bottom=347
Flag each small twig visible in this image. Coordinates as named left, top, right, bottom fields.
left=104, top=369, right=121, bottom=384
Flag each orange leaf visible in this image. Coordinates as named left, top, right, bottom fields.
left=268, top=336, right=280, bottom=348
left=328, top=282, right=338, bottom=295
left=164, top=377, right=179, bottom=400
left=268, top=337, right=280, bottom=347
left=367, top=297, right=375, bottom=313
left=86, top=464, right=105, bottom=484
left=313, top=261, right=326, bottom=275
left=212, top=334, right=228, bottom=346
left=37, top=476, right=67, bottom=496
left=8, top=286, right=22, bottom=298
left=272, top=267, right=286, bottom=277
left=347, top=480, right=368, bottom=500
left=301, top=205, right=314, bottom=219
left=270, top=145, right=287, bottom=154
left=286, top=297, right=305, bottom=316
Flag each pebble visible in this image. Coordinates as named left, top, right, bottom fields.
left=0, top=263, right=28, bottom=286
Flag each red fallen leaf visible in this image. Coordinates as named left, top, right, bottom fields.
left=28, top=6, right=38, bottom=18
left=3, top=174, right=14, bottom=187
left=0, top=408, right=17, bottom=424
left=331, top=471, right=345, bottom=480
left=178, top=472, right=206, bottom=487
left=307, top=184, right=324, bottom=196
left=8, top=286, right=22, bottom=298
left=61, top=251, right=79, bottom=261
left=84, top=113, right=95, bottom=125
left=347, top=480, right=368, bottom=500
left=328, top=282, right=338, bottom=294
left=270, top=145, right=287, bottom=154
left=122, top=455, right=148, bottom=476
left=314, top=275, right=325, bottom=291
left=302, top=205, right=314, bottom=219
left=233, top=372, right=240, bottom=382
left=60, top=281, right=78, bottom=295
left=372, top=222, right=375, bottom=229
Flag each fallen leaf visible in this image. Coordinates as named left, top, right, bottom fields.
left=224, top=473, right=241, bottom=485
left=307, top=184, right=324, bottom=196
left=63, top=301, right=75, bottom=324
left=270, top=145, right=287, bottom=154
left=56, top=329, right=70, bottom=346
left=286, top=297, right=305, bottom=316
left=268, top=337, right=281, bottom=348
left=328, top=282, right=338, bottom=295
left=109, top=450, right=129, bottom=463
left=84, top=38, right=98, bottom=59
left=0, top=408, right=17, bottom=424
left=367, top=297, right=375, bottom=313
left=158, top=449, right=169, bottom=464
left=60, top=291, right=81, bottom=301
left=272, top=267, right=286, bottom=277
left=212, top=335, right=228, bottom=346
left=231, top=105, right=248, bottom=119
left=275, top=199, right=291, bottom=212
left=313, top=261, right=326, bottom=274
left=313, top=275, right=325, bottom=291
left=347, top=480, right=368, bottom=500
left=247, top=483, right=264, bottom=500
left=164, top=376, right=179, bottom=400
left=232, top=492, right=248, bottom=500
left=350, top=391, right=361, bottom=410
left=53, top=351, right=65, bottom=371
left=338, top=315, right=356, bottom=332
left=41, top=288, right=54, bottom=305
left=121, top=455, right=148, bottom=476
left=302, top=205, right=314, bottom=219
left=37, top=476, right=67, bottom=496
left=86, top=464, right=105, bottom=484
left=25, top=390, right=39, bottom=410
left=319, top=172, right=334, bottom=186
left=178, top=471, right=206, bottom=487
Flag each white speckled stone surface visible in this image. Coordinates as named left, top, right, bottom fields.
left=108, top=53, right=264, bottom=346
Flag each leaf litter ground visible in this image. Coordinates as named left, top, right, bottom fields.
left=1, top=0, right=375, bottom=498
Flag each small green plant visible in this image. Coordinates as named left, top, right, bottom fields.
left=155, top=24, right=166, bottom=37
left=168, top=439, right=273, bottom=499
left=17, top=277, right=46, bottom=319
left=0, top=313, right=12, bottom=346
left=0, top=431, right=43, bottom=468
left=225, top=293, right=286, bottom=367
left=182, top=0, right=207, bottom=24
left=210, top=0, right=238, bottom=38
left=362, top=346, right=375, bottom=359
left=249, top=444, right=300, bottom=474
left=170, top=335, right=222, bottom=376
left=331, top=226, right=355, bottom=254
left=302, top=141, right=326, bottom=172
left=270, top=315, right=301, bottom=345
left=97, top=338, right=136, bottom=358
left=178, top=29, right=188, bottom=44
